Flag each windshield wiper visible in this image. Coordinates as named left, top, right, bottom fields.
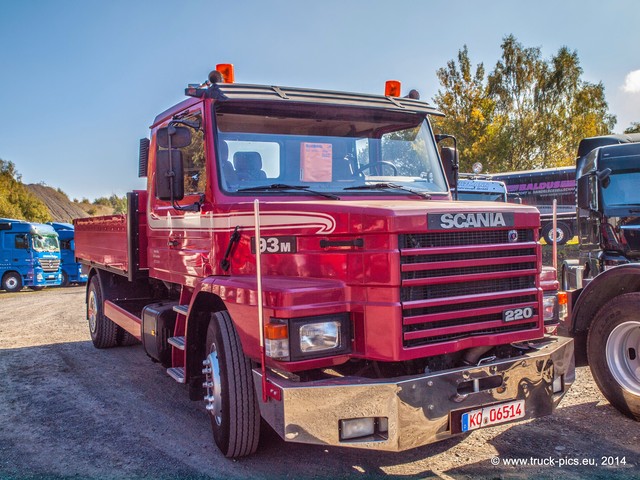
left=344, top=182, right=431, bottom=199
left=237, top=183, right=339, bottom=200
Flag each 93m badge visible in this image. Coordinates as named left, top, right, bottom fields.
left=251, top=236, right=297, bottom=254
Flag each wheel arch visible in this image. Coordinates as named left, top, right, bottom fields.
left=185, top=289, right=229, bottom=398
left=573, top=264, right=640, bottom=334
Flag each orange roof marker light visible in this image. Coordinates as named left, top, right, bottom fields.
left=216, top=63, right=235, bottom=83
left=385, top=80, right=401, bottom=97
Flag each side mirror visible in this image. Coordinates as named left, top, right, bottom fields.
left=157, top=125, right=192, bottom=149
left=508, top=194, right=523, bottom=204
left=156, top=149, right=184, bottom=201
left=597, top=167, right=612, bottom=189
left=440, top=146, right=458, bottom=187
left=577, top=175, right=590, bottom=209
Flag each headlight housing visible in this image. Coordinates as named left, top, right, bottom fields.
left=265, top=313, right=351, bottom=361
left=542, top=294, right=558, bottom=323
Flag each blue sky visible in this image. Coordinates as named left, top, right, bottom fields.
left=1, top=0, right=639, bottom=201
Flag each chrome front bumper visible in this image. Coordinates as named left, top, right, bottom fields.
left=254, top=336, right=574, bottom=452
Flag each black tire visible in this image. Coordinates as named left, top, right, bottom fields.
left=203, top=311, right=260, bottom=458
left=118, top=329, right=140, bottom=346
left=541, top=222, right=571, bottom=245
left=587, top=293, right=640, bottom=421
left=60, top=271, right=69, bottom=287
left=87, top=275, right=118, bottom=348
left=2, top=272, right=23, bottom=292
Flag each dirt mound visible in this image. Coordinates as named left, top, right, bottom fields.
left=26, top=184, right=114, bottom=222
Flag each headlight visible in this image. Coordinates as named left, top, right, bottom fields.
left=266, top=314, right=351, bottom=361
left=543, top=294, right=558, bottom=323
left=299, top=321, right=340, bottom=353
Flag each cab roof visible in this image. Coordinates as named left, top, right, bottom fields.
left=153, top=82, right=443, bottom=127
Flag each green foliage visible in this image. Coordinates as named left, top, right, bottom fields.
left=624, top=122, right=640, bottom=134
left=0, top=159, right=51, bottom=222
left=433, top=35, right=616, bottom=173
left=92, top=194, right=127, bottom=214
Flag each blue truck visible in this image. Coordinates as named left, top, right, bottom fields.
left=48, top=222, right=88, bottom=286
left=0, top=218, right=62, bottom=292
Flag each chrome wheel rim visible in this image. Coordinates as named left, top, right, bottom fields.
left=204, top=346, right=223, bottom=426
left=88, top=289, right=98, bottom=333
left=5, top=276, right=18, bottom=290
left=606, top=321, right=640, bottom=395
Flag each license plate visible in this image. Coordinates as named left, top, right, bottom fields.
left=461, top=400, right=525, bottom=432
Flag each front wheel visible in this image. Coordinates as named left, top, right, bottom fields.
left=2, top=272, right=23, bottom=292
left=587, top=293, right=640, bottom=420
left=203, top=311, right=260, bottom=458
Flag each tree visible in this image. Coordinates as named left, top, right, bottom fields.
left=624, top=122, right=640, bottom=134
left=433, top=36, right=616, bottom=173
left=0, top=159, right=51, bottom=222
left=432, top=46, right=495, bottom=172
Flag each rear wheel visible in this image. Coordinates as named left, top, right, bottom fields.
left=542, top=222, right=571, bottom=245
left=587, top=293, right=640, bottom=420
left=87, top=275, right=118, bottom=348
left=2, top=272, right=22, bottom=292
left=203, top=311, right=260, bottom=458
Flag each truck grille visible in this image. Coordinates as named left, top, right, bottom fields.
left=399, top=229, right=540, bottom=348
left=40, top=258, right=61, bottom=272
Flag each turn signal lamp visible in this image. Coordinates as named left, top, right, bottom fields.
left=385, top=80, right=401, bottom=97
left=557, top=291, right=568, bottom=306
left=216, top=63, right=235, bottom=83
left=265, top=322, right=289, bottom=360
left=557, top=291, right=568, bottom=324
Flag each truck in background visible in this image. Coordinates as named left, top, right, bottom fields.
left=0, top=218, right=62, bottom=292
left=455, top=176, right=508, bottom=202
left=48, top=222, right=88, bottom=286
left=491, top=167, right=576, bottom=245
left=560, top=133, right=640, bottom=421
left=74, top=65, right=574, bottom=458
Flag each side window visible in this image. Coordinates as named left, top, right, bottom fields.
left=60, top=239, right=72, bottom=250
left=14, top=234, right=28, bottom=249
left=165, top=112, right=205, bottom=196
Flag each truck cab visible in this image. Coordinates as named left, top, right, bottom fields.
left=454, top=176, right=508, bottom=202
left=48, top=222, right=88, bottom=286
left=0, top=218, right=62, bottom=292
left=563, top=138, right=640, bottom=289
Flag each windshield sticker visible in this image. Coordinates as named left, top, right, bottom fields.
left=301, top=143, right=332, bottom=182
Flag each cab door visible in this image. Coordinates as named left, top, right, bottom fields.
left=147, top=107, right=212, bottom=287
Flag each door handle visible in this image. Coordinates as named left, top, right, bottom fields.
left=167, top=239, right=179, bottom=248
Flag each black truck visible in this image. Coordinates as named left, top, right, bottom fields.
left=560, top=133, right=640, bottom=421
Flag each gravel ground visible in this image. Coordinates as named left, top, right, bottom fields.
left=0, top=287, right=638, bottom=479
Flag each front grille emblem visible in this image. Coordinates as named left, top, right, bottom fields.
left=507, top=230, right=519, bottom=243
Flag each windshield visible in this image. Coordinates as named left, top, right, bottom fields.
left=214, top=104, right=447, bottom=196
left=457, top=191, right=506, bottom=202
left=601, top=171, right=640, bottom=206
left=31, top=234, right=59, bottom=252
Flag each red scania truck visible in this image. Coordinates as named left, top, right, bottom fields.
left=75, top=65, right=573, bottom=458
